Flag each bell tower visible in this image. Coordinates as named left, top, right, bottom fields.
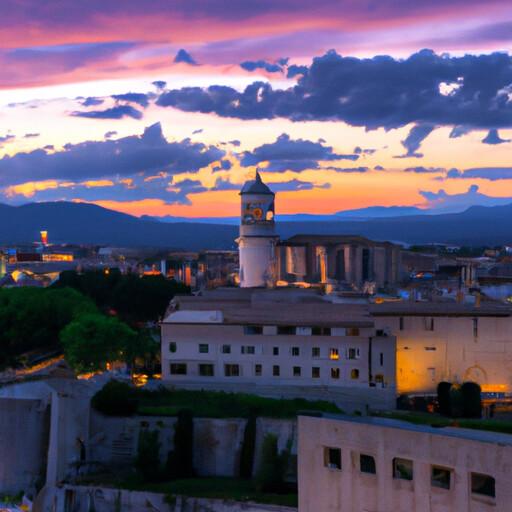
left=237, top=172, right=278, bottom=288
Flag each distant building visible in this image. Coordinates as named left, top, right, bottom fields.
left=299, top=413, right=511, bottom=512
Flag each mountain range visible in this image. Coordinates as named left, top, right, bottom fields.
left=1, top=201, right=512, bottom=250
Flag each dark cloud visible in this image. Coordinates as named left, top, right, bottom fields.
left=81, top=97, right=104, bottom=107
left=0, top=134, right=15, bottom=145
left=482, top=129, right=510, bottom=145
left=174, top=48, right=197, bottom=65
left=212, top=176, right=329, bottom=193
left=353, top=146, right=376, bottom=155
left=71, top=105, right=143, bottom=120
left=157, top=50, right=512, bottom=132
left=395, top=124, right=435, bottom=158
left=324, top=166, right=369, bottom=173
left=23, top=133, right=40, bottom=138
left=447, top=167, right=512, bottom=180
left=212, top=159, right=232, bottom=172
left=374, top=165, right=385, bottom=171
left=449, top=125, right=470, bottom=138
left=239, top=133, right=358, bottom=172
left=240, top=59, right=285, bottom=73
left=104, top=130, right=117, bottom=139
left=152, top=80, right=167, bottom=90
left=112, top=92, right=151, bottom=107
left=192, top=129, right=204, bottom=134
left=0, top=122, right=225, bottom=186
left=286, top=64, right=308, bottom=78
left=404, top=166, right=445, bottom=173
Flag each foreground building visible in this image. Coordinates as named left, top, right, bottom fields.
left=298, top=413, right=512, bottom=512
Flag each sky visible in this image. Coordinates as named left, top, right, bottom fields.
left=1, top=0, right=512, bottom=218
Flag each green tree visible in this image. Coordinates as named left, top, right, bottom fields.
left=461, top=381, right=482, bottom=418
left=167, top=408, right=194, bottom=479
left=254, top=434, right=284, bottom=493
left=135, top=429, right=161, bottom=482
left=60, top=313, right=136, bottom=373
left=437, top=381, right=452, bottom=416
left=91, top=380, right=139, bottom=416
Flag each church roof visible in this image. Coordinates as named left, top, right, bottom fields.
left=240, top=172, right=274, bottom=195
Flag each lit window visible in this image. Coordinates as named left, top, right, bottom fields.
left=431, top=466, right=451, bottom=490
left=471, top=472, right=495, bottom=498
left=199, top=344, right=209, bottom=353
left=241, top=345, right=255, bottom=355
left=347, top=327, right=360, bottom=336
left=199, top=364, right=214, bottom=377
left=255, top=364, right=262, bottom=377
left=293, top=366, right=301, bottom=377
left=273, top=346, right=279, bottom=356
left=331, top=368, right=340, bottom=379
left=244, top=325, right=263, bottom=335
left=393, top=458, right=413, bottom=481
left=291, top=346, right=300, bottom=356
left=360, top=454, right=376, bottom=474
left=170, top=363, right=187, bottom=375
left=312, top=347, right=320, bottom=358
left=169, top=342, right=177, bottom=353
left=312, top=367, right=320, bottom=378
left=329, top=348, right=339, bottom=360
left=222, top=344, right=231, bottom=354
left=324, top=447, right=341, bottom=470
left=273, top=365, right=280, bottom=377
left=351, top=369, right=359, bottom=379
left=224, top=364, right=240, bottom=377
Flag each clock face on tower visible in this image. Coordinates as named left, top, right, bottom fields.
left=242, top=201, right=274, bottom=225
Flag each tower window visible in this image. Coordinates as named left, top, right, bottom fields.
left=393, top=458, right=413, bottom=481
left=360, top=454, right=376, bottom=474
left=471, top=473, right=495, bottom=498
left=324, top=447, right=341, bottom=470
left=431, top=466, right=451, bottom=490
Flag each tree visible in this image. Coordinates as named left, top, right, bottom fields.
left=136, top=429, right=161, bottom=482
left=254, top=434, right=284, bottom=493
left=437, top=381, right=452, bottom=416
left=239, top=414, right=257, bottom=478
left=91, top=380, right=139, bottom=416
left=167, top=409, right=194, bottom=479
left=60, top=313, right=136, bottom=373
left=461, top=381, right=482, bottom=418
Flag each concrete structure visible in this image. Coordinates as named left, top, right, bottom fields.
left=161, top=288, right=397, bottom=410
left=298, top=414, right=512, bottom=512
left=238, top=172, right=278, bottom=288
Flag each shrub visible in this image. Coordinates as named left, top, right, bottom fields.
left=167, top=408, right=194, bottom=479
left=461, top=381, right=482, bottom=418
left=135, top=429, right=161, bottom=481
left=449, top=384, right=464, bottom=418
left=91, top=380, right=139, bottom=416
left=239, top=414, right=257, bottom=478
left=254, top=434, right=284, bottom=493
left=437, top=381, right=452, bottom=416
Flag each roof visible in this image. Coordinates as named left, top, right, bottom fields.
left=240, top=172, right=274, bottom=196
left=282, top=234, right=400, bottom=248
left=370, top=301, right=512, bottom=317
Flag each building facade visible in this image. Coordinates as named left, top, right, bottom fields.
left=298, top=414, right=512, bottom=512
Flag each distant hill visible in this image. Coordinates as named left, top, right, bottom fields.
left=1, top=201, right=512, bottom=249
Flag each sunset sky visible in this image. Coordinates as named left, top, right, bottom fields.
left=1, top=0, right=512, bottom=218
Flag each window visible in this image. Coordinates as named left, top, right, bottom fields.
left=199, top=364, right=214, bottom=377
left=273, top=365, right=280, bottom=377
left=277, top=325, right=296, bottom=335
left=424, top=346, right=436, bottom=351
left=170, top=363, right=187, bottom=375
left=329, top=348, right=340, bottom=360
left=169, top=342, right=177, bottom=353
left=351, top=369, right=360, bottom=379
left=472, top=318, right=479, bottom=338
left=324, top=447, right=341, bottom=470
left=241, top=345, right=255, bottom=355
left=424, top=317, right=435, bottom=331
left=244, top=325, right=263, bottom=335
left=347, top=327, right=360, bottom=336
left=224, top=364, right=240, bottom=377
left=471, top=472, right=495, bottom=498
left=375, top=374, right=384, bottom=383
left=291, top=346, right=300, bottom=356
left=312, top=367, right=320, bottom=378
left=293, top=366, right=301, bottom=377
left=393, top=458, right=413, bottom=481
left=312, top=347, right=320, bottom=358
left=379, top=352, right=384, bottom=366
left=399, top=317, right=404, bottom=331
left=199, top=343, right=209, bottom=354
left=360, top=454, right=376, bottom=474
left=331, top=368, right=340, bottom=379
left=347, top=347, right=360, bottom=360
left=222, top=344, right=231, bottom=354
left=312, top=326, right=331, bottom=336
left=255, top=364, right=262, bottom=376
left=431, top=466, right=451, bottom=490
left=273, top=346, right=279, bottom=356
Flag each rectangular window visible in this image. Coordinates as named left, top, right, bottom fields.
left=324, top=447, right=341, bottom=470
left=273, top=365, right=280, bottom=377
left=471, top=472, right=495, bottom=498
left=293, top=366, right=301, bottom=377
left=331, top=368, right=340, bottom=379
left=199, top=343, right=209, bottom=354
left=244, top=325, right=263, bottom=335
left=312, top=326, right=331, bottom=336
left=241, top=345, right=255, bottom=355
left=199, top=364, right=214, bottom=377
left=431, top=466, right=451, bottom=490
left=472, top=318, right=479, bottom=338
left=312, top=367, right=320, bottom=378
left=399, top=317, right=404, bottom=331
left=273, top=346, right=279, bottom=356
left=329, top=348, right=340, bottom=360
left=312, top=347, right=320, bottom=358
left=291, top=346, right=300, bottom=356
left=170, top=363, right=187, bottom=375
left=347, top=348, right=360, bottom=360
left=277, top=325, right=296, bottom=335
left=224, top=364, right=240, bottom=377
left=255, top=364, right=262, bottom=376
left=222, top=344, right=231, bottom=354
left=347, top=327, right=360, bottom=336
left=393, top=458, right=413, bottom=481
left=424, top=317, right=435, bottom=331
left=351, top=368, right=360, bottom=379
left=169, top=342, right=177, bottom=353
left=360, top=454, right=376, bottom=474
left=424, top=346, right=436, bottom=351
left=379, top=352, right=384, bottom=366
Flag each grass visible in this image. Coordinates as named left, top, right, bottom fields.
left=372, top=410, right=512, bottom=435
left=136, top=388, right=341, bottom=419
